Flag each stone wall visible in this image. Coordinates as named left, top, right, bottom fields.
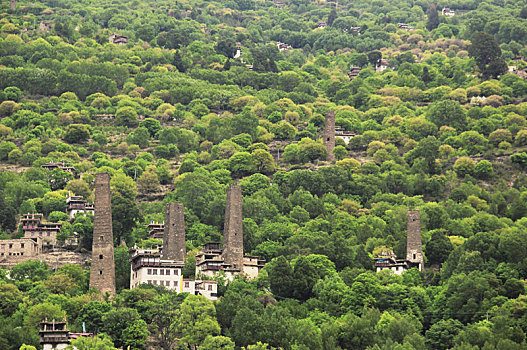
left=222, top=185, right=243, bottom=271
left=323, top=111, right=335, bottom=161
left=406, top=209, right=424, bottom=269
left=162, top=203, right=186, bottom=261
left=89, top=173, right=116, bottom=295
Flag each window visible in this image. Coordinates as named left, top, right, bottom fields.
left=413, top=254, right=416, bottom=260
left=174, top=281, right=178, bottom=287
left=147, top=280, right=152, bottom=284
left=166, top=269, right=170, bottom=275
left=31, top=233, right=34, bottom=237
left=9, top=244, right=12, bottom=249
left=175, top=269, right=179, bottom=275
left=160, top=269, right=164, bottom=275
left=99, top=254, right=103, bottom=259
left=100, top=236, right=104, bottom=241
left=1, top=244, right=4, bottom=249
left=99, top=270, right=103, bottom=275
left=21, top=253, right=23, bottom=256
left=184, top=282, right=189, bottom=288
left=208, top=285, right=213, bottom=291
left=21, top=243, right=24, bottom=248
left=153, top=269, right=158, bottom=275
left=47, top=233, right=51, bottom=236
left=147, top=269, right=152, bottom=275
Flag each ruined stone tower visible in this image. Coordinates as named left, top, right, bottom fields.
left=406, top=209, right=424, bottom=270
left=89, top=173, right=116, bottom=295
left=323, top=111, right=335, bottom=161
left=162, top=202, right=186, bottom=261
left=222, top=185, right=243, bottom=271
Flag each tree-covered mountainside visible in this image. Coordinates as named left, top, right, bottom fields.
left=1, top=0, right=527, bottom=348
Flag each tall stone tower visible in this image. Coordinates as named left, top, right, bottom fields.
left=90, top=173, right=116, bottom=295
left=222, top=185, right=243, bottom=271
left=10, top=0, right=16, bottom=11
left=323, top=111, right=335, bottom=161
left=406, top=210, right=424, bottom=270
left=162, top=202, right=186, bottom=261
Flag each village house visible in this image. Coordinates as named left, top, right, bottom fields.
left=350, top=26, right=361, bottom=35
left=376, top=59, right=389, bottom=72
left=195, top=241, right=265, bottom=281
left=39, top=21, right=53, bottom=32
left=398, top=23, right=414, bottom=31
left=130, top=203, right=219, bottom=300
left=348, top=66, right=361, bottom=80
left=442, top=7, right=455, bottom=17
left=148, top=221, right=165, bottom=239
left=66, top=195, right=94, bottom=220
left=374, top=210, right=424, bottom=274
left=276, top=41, right=292, bottom=51
left=109, top=33, right=128, bottom=45
left=39, top=319, right=92, bottom=350
left=20, top=213, right=62, bottom=246
left=335, top=126, right=356, bottom=144
left=129, top=247, right=218, bottom=300
left=41, top=161, right=77, bottom=177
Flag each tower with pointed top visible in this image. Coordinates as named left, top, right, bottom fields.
left=323, top=111, right=335, bottom=161
left=89, top=173, right=115, bottom=295
left=222, top=185, right=243, bottom=271
left=162, top=202, right=186, bottom=261
left=406, top=209, right=424, bottom=271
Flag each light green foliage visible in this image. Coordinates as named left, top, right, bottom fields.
left=173, top=295, right=221, bottom=348
left=1, top=1, right=527, bottom=350
left=66, top=335, right=118, bottom=350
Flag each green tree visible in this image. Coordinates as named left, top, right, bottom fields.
left=267, top=256, right=295, bottom=299
left=115, top=106, right=139, bottom=127
left=199, top=335, right=235, bottom=350
left=426, top=3, right=440, bottom=31
left=0, top=283, right=23, bottom=316
left=122, top=319, right=149, bottom=350
left=426, top=100, right=466, bottom=130
left=468, top=32, right=507, bottom=79
left=425, top=319, right=464, bottom=350
left=24, top=303, right=65, bottom=330
left=66, top=335, right=117, bottom=350
left=10, top=260, right=50, bottom=282
left=453, top=157, right=475, bottom=177
left=297, top=138, right=328, bottom=163
left=63, top=124, right=90, bottom=144
left=426, top=230, right=454, bottom=266
left=102, top=308, right=140, bottom=348
left=252, top=149, right=275, bottom=174
left=173, top=295, right=221, bottom=349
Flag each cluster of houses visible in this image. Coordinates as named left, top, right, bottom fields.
left=0, top=193, right=93, bottom=268
left=129, top=186, right=265, bottom=300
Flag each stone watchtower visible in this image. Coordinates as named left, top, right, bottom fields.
left=406, top=210, right=424, bottom=270
left=222, top=185, right=243, bottom=271
left=162, top=202, right=186, bottom=261
left=323, top=111, right=335, bottom=161
left=89, top=173, right=116, bottom=295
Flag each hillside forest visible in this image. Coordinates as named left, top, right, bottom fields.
left=1, top=0, right=527, bottom=349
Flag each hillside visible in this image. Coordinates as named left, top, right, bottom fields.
left=1, top=0, right=527, bottom=349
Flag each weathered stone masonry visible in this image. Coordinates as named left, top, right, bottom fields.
left=323, top=111, right=335, bottom=161
left=89, top=173, right=116, bottom=295
left=222, top=185, right=244, bottom=271
left=162, top=202, right=186, bottom=261
left=406, top=209, right=424, bottom=270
